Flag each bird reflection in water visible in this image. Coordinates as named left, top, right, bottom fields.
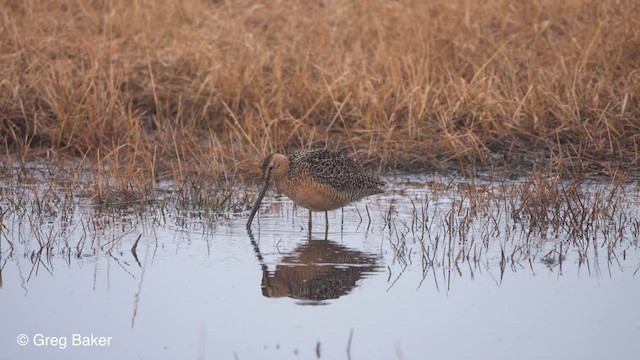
left=247, top=230, right=379, bottom=304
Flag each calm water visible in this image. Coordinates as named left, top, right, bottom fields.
left=1, top=174, right=639, bottom=360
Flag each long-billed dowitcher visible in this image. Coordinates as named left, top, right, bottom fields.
left=246, top=149, right=385, bottom=229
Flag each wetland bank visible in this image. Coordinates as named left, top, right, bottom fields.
left=2, top=0, right=640, bottom=359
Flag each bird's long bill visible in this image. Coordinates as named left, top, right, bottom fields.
left=247, top=179, right=271, bottom=228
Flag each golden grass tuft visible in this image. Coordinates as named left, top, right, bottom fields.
left=2, top=0, right=639, bottom=182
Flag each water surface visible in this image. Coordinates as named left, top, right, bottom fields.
left=1, top=174, right=639, bottom=360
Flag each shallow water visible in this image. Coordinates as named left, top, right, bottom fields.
left=1, top=174, right=639, bottom=360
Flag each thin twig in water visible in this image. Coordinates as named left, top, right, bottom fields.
left=131, top=234, right=142, bottom=267
left=346, top=328, right=354, bottom=360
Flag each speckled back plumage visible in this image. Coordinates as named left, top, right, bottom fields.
left=286, top=149, right=385, bottom=199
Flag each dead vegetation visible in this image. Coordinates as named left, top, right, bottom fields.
left=382, top=174, right=639, bottom=289
left=1, top=0, right=639, bottom=185
left=1, top=0, right=639, bottom=283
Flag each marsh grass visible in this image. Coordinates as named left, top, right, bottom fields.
left=382, top=174, right=638, bottom=289
left=0, top=158, right=251, bottom=276
left=1, top=0, right=639, bottom=285
left=2, top=0, right=639, bottom=185
left=1, top=161, right=638, bottom=290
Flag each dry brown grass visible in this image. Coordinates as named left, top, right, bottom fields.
left=2, top=0, right=639, bottom=183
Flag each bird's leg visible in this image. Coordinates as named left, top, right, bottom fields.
left=325, top=211, right=329, bottom=230
left=324, top=211, right=329, bottom=240
left=308, top=210, right=312, bottom=233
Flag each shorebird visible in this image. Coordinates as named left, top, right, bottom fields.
left=246, top=149, right=385, bottom=230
